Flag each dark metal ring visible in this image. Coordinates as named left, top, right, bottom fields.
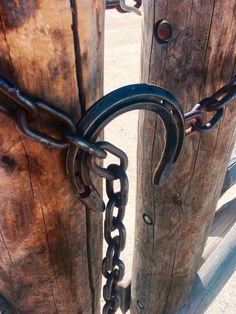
left=103, top=242, right=121, bottom=274
left=0, top=76, right=38, bottom=118
left=88, top=141, right=128, bottom=180
left=103, top=269, right=120, bottom=301
left=105, top=196, right=125, bottom=233
left=105, top=220, right=126, bottom=252
left=102, top=255, right=125, bottom=282
left=193, top=108, right=224, bottom=132
left=15, top=100, right=76, bottom=149
left=106, top=164, right=129, bottom=208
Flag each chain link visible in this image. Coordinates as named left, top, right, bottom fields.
left=0, top=75, right=105, bottom=155
left=185, top=74, right=236, bottom=134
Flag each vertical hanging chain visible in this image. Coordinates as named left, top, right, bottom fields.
left=102, top=164, right=128, bottom=313
left=88, top=142, right=129, bottom=313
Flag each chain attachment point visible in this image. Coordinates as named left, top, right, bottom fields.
left=184, top=75, right=236, bottom=135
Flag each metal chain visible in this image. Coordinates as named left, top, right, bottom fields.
left=0, top=76, right=105, bottom=156
left=88, top=142, right=128, bottom=313
left=1, top=75, right=235, bottom=147
left=0, top=74, right=235, bottom=313
left=185, top=74, right=236, bottom=134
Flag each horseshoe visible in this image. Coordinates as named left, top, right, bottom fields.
left=66, top=84, right=185, bottom=212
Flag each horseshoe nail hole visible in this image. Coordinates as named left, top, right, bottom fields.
left=143, top=213, right=153, bottom=225
left=137, top=300, right=145, bottom=310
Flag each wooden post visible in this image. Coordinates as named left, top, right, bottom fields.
left=0, top=1, right=104, bottom=313
left=131, top=0, right=236, bottom=313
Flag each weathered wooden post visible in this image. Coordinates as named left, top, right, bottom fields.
left=132, top=0, right=236, bottom=313
left=0, top=1, right=104, bottom=312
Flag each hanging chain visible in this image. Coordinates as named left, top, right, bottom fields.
left=87, top=142, right=129, bottom=313
left=0, top=74, right=235, bottom=313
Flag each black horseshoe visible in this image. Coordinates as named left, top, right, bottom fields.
left=66, top=84, right=185, bottom=212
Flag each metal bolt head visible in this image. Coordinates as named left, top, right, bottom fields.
left=143, top=213, right=153, bottom=225
left=155, top=20, right=172, bottom=43
left=137, top=300, right=145, bottom=309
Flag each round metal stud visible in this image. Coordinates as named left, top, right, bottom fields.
left=137, top=300, right=145, bottom=310
left=155, top=19, right=172, bottom=43
left=143, top=213, right=153, bottom=225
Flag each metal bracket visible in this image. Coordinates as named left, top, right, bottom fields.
left=117, top=282, right=131, bottom=313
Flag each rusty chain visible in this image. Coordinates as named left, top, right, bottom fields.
left=0, top=74, right=235, bottom=313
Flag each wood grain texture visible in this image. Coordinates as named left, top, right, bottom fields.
left=0, top=1, right=104, bottom=313
left=131, top=0, right=236, bottom=313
